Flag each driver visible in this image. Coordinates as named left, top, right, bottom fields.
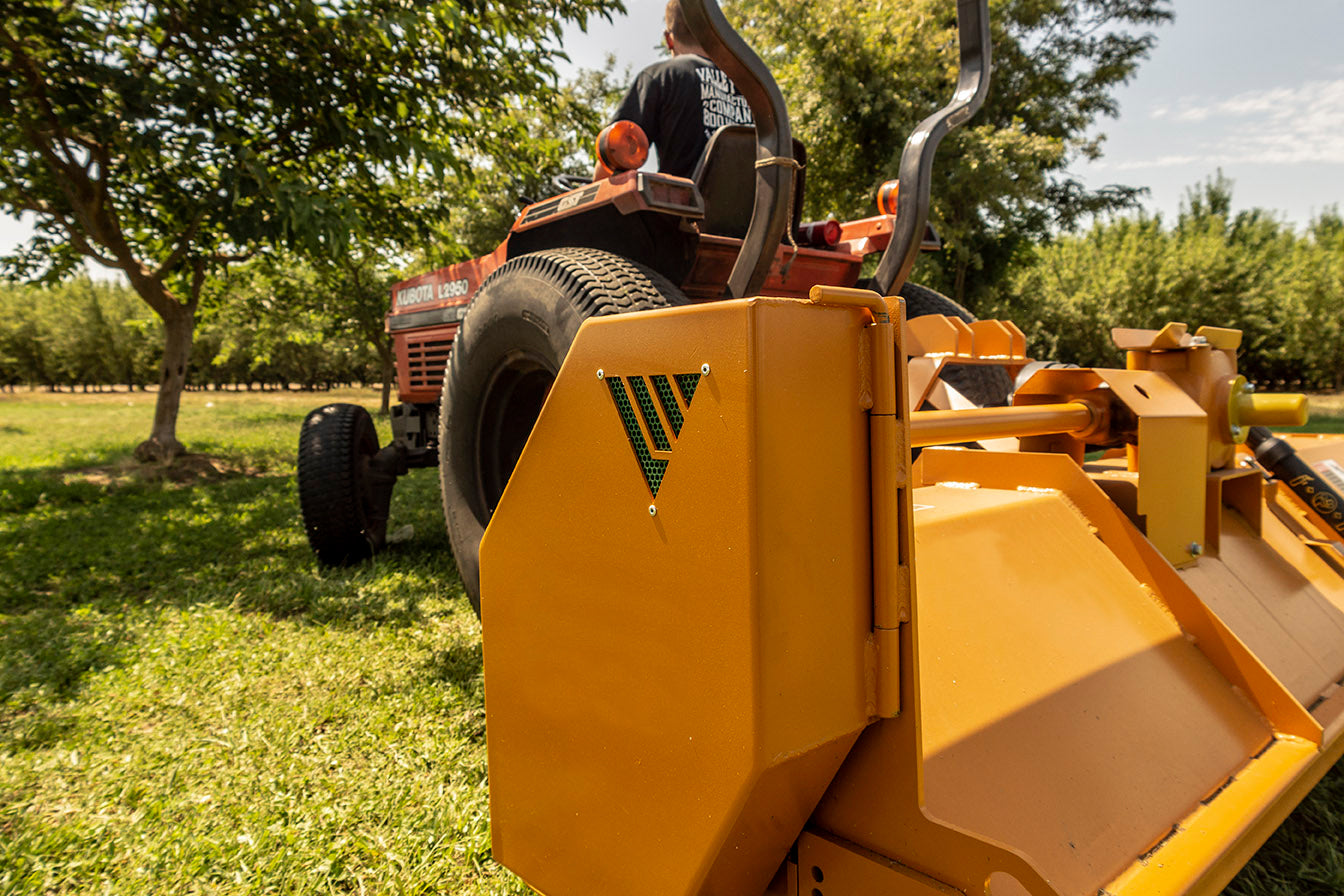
left=607, top=0, right=754, bottom=179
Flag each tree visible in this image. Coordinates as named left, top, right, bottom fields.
left=724, top=0, right=1172, bottom=308
left=0, top=277, right=159, bottom=390
left=205, top=250, right=396, bottom=409
left=987, top=174, right=1344, bottom=390
left=0, top=0, right=620, bottom=459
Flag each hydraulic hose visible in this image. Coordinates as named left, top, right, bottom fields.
left=1247, top=426, right=1344, bottom=540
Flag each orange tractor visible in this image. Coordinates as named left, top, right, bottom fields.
left=302, top=1, right=1344, bottom=893
left=295, top=0, right=1002, bottom=611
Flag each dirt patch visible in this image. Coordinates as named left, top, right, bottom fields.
left=62, top=453, right=265, bottom=488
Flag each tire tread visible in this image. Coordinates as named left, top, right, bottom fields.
left=297, top=403, right=377, bottom=566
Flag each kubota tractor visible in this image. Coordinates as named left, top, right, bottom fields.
left=294, top=0, right=1007, bottom=610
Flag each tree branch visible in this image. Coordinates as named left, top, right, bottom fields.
left=209, top=250, right=255, bottom=264
left=151, top=211, right=205, bottom=280
left=188, top=258, right=207, bottom=312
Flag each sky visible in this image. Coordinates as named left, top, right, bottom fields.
left=557, top=0, right=1344, bottom=227
left=3, top=0, right=1341, bottom=258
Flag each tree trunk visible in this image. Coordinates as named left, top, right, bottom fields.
left=377, top=338, right=395, bottom=416
left=135, top=303, right=194, bottom=462
left=953, top=258, right=969, bottom=311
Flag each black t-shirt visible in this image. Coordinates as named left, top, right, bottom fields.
left=611, top=54, right=754, bottom=179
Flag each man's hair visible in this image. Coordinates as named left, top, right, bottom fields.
left=664, top=0, right=693, bottom=45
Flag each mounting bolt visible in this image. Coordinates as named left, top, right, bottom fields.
left=1188, top=542, right=1204, bottom=557
left=700, top=363, right=711, bottom=376
left=596, top=368, right=604, bottom=379
left=1230, top=425, right=1243, bottom=440
left=648, top=504, right=657, bottom=517
left=1242, top=381, right=1255, bottom=394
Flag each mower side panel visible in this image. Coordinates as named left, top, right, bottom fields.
left=481, top=299, right=875, bottom=896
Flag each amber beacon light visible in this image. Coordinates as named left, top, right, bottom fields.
left=877, top=179, right=900, bottom=215
left=596, top=121, right=650, bottom=173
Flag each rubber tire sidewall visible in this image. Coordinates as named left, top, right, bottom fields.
left=439, top=248, right=687, bottom=614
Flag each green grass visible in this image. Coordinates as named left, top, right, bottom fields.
left=1275, top=391, right=1344, bottom=435
left=0, top=388, right=524, bottom=895
left=1, top=387, right=1343, bottom=895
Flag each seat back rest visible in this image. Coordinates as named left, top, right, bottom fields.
left=692, top=125, right=806, bottom=240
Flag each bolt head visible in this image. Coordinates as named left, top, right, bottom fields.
left=1188, top=542, right=1204, bottom=557
left=700, top=363, right=711, bottom=376
left=596, top=368, right=604, bottom=379
left=648, top=504, right=657, bottom=516
left=1231, top=425, right=1243, bottom=439
left=1242, top=381, right=1255, bottom=394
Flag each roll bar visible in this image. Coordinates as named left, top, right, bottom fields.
left=872, top=0, right=991, bottom=297
left=681, top=0, right=990, bottom=300
left=678, top=0, right=793, bottom=298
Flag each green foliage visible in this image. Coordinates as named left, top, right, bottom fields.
left=989, top=175, right=1344, bottom=389
left=0, top=0, right=621, bottom=278
left=197, top=254, right=392, bottom=396
left=423, top=60, right=630, bottom=265
left=0, top=0, right=623, bottom=455
left=0, top=278, right=160, bottom=390
left=725, top=0, right=1172, bottom=307
left=0, top=277, right=378, bottom=393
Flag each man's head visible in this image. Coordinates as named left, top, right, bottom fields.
left=663, top=0, right=704, bottom=56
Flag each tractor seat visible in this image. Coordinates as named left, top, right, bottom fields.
left=691, top=125, right=806, bottom=240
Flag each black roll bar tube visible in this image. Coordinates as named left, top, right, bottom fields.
left=678, top=0, right=794, bottom=299
left=872, top=0, right=991, bottom=297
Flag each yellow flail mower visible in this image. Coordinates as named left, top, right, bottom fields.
left=469, top=2, right=1344, bottom=895
left=482, top=286, right=1344, bottom=896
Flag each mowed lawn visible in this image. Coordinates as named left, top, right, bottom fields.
left=1, top=388, right=521, bottom=895
left=2, top=387, right=1344, bottom=895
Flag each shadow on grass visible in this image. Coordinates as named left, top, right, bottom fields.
left=0, top=608, right=124, bottom=749
left=0, top=448, right=296, bottom=514
left=0, top=459, right=462, bottom=732
left=425, top=639, right=484, bottom=689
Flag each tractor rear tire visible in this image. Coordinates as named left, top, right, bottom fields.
left=439, top=248, right=688, bottom=614
left=900, top=281, right=1013, bottom=407
left=298, top=403, right=386, bottom=566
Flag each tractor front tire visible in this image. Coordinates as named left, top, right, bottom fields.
left=439, top=248, right=688, bottom=614
left=298, top=403, right=386, bottom=566
left=900, top=281, right=1013, bottom=408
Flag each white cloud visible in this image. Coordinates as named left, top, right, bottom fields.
left=1100, top=78, right=1344, bottom=169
